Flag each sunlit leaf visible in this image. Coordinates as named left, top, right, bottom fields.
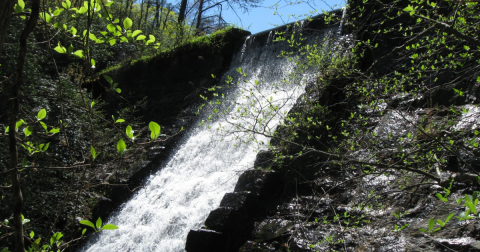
left=149, top=121, right=161, bottom=140
left=37, top=109, right=47, bottom=120
left=40, top=12, right=52, bottom=23
left=101, top=224, right=119, bottom=230
left=54, top=42, right=66, bottom=54
left=73, top=50, right=84, bottom=58
left=90, top=146, right=97, bottom=160
left=49, top=128, right=60, bottom=134
left=132, top=30, right=142, bottom=37
left=79, top=220, right=95, bottom=230
left=24, top=125, right=33, bottom=136
left=107, top=23, right=116, bottom=33
left=95, top=217, right=102, bottom=229
left=117, top=139, right=126, bottom=154
left=123, top=17, right=132, bottom=29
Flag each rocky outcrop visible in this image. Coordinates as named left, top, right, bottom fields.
left=87, top=28, right=251, bottom=126
left=185, top=2, right=480, bottom=252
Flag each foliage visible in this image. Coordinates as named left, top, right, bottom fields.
left=0, top=0, right=190, bottom=250
left=197, top=0, right=480, bottom=249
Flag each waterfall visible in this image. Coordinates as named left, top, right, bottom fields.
left=80, top=18, right=339, bottom=252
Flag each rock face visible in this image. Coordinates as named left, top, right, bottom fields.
left=88, top=28, right=251, bottom=126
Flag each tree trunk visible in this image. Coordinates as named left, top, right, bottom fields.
left=139, top=0, right=145, bottom=30
left=124, top=0, right=130, bottom=19
left=144, top=0, right=151, bottom=32
left=153, top=0, right=161, bottom=29
left=195, top=0, right=204, bottom=34
left=0, top=0, right=15, bottom=57
left=177, top=0, right=187, bottom=24
left=162, top=5, right=171, bottom=30
left=9, top=0, right=40, bottom=251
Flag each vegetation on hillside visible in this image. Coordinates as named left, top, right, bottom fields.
left=0, top=0, right=247, bottom=250
left=199, top=0, right=480, bottom=250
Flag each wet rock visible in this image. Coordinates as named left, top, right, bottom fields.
left=252, top=219, right=294, bottom=242
left=254, top=150, right=275, bottom=169
left=204, top=207, right=245, bottom=233
left=234, top=170, right=283, bottom=197
left=435, top=237, right=480, bottom=251
left=185, top=229, right=226, bottom=252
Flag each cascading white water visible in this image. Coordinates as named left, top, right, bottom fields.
left=80, top=21, right=338, bottom=252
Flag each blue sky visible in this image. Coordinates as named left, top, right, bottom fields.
left=221, top=0, right=346, bottom=34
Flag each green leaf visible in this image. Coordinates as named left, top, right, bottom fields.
left=54, top=22, right=67, bottom=30
left=18, top=0, right=25, bottom=9
left=148, top=35, right=155, bottom=42
left=115, top=88, right=121, bottom=93
left=428, top=218, right=435, bottom=231
left=73, top=50, right=84, bottom=58
left=24, top=125, right=33, bottom=136
left=103, top=74, right=113, bottom=84
left=107, top=23, right=116, bottom=33
left=90, top=146, right=97, bottom=160
left=70, top=27, right=77, bottom=36
left=466, top=201, right=477, bottom=215
left=403, top=5, right=415, bottom=15
left=82, top=228, right=87, bottom=235
left=30, top=231, right=34, bottom=238
left=132, top=30, right=142, bottom=37
left=22, top=157, right=27, bottom=167
left=49, top=128, right=60, bottom=134
left=15, top=4, right=23, bottom=14
left=54, top=42, right=67, bottom=54
left=89, top=32, right=97, bottom=41
left=91, top=58, right=95, bottom=68
left=115, top=119, right=125, bottom=123
left=50, top=232, right=63, bottom=245
left=40, top=121, right=47, bottom=131
left=436, top=219, right=445, bottom=227
left=136, top=35, right=146, bottom=41
left=37, top=109, right=46, bottom=120
left=43, top=142, right=50, bottom=151
left=445, top=213, right=455, bottom=224
left=95, top=217, right=102, bottom=229
left=123, top=17, right=132, bottom=29
left=22, top=215, right=30, bottom=225
left=126, top=125, right=133, bottom=138
left=419, top=228, right=428, bottom=232
left=53, top=9, right=62, bottom=16
left=117, top=139, right=126, bottom=154
left=40, top=12, right=52, bottom=23
left=5, top=126, right=9, bottom=133
left=101, top=224, right=119, bottom=230
left=15, top=119, right=24, bottom=130
left=436, top=193, right=447, bottom=202
left=79, top=220, right=96, bottom=230
left=108, top=38, right=116, bottom=46
left=149, top=121, right=161, bottom=140
left=67, top=44, right=74, bottom=54
left=146, top=35, right=155, bottom=45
